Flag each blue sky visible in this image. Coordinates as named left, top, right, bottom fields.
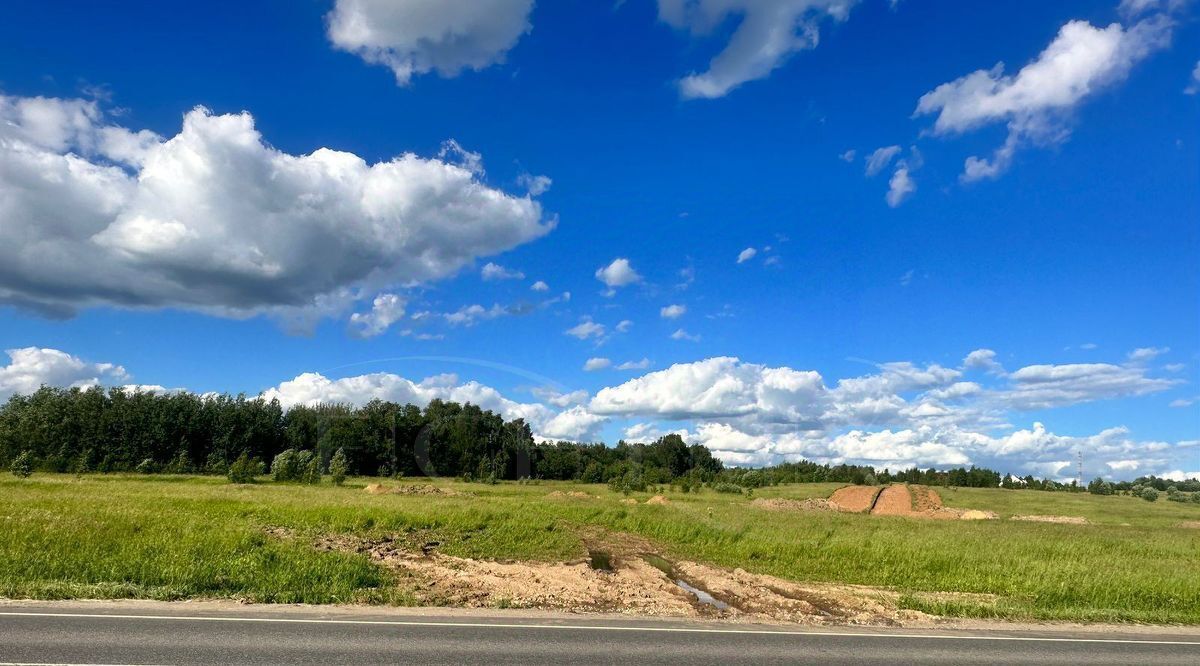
left=0, top=0, right=1197, bottom=479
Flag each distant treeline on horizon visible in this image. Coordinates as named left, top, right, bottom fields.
left=2, top=386, right=1188, bottom=491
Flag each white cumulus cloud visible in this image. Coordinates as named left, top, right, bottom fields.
left=864, top=145, right=901, bottom=176
left=0, top=94, right=553, bottom=327
left=481, top=262, right=525, bottom=281
left=326, top=0, right=535, bottom=85
left=915, top=8, right=1179, bottom=180
left=348, top=293, right=406, bottom=338
left=658, top=0, right=859, bottom=99
left=0, top=347, right=129, bottom=401
left=660, top=304, right=687, bottom=319
left=595, top=258, right=642, bottom=288
left=583, top=357, right=612, bottom=371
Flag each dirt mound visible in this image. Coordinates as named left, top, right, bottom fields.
left=870, top=485, right=913, bottom=515
left=1180, top=521, right=1200, bottom=529
left=303, top=529, right=933, bottom=625
left=828, top=486, right=881, bottom=513
left=365, top=483, right=464, bottom=497
left=546, top=491, right=595, bottom=499
left=645, top=495, right=671, bottom=506
left=1012, top=515, right=1089, bottom=525
left=751, top=498, right=835, bottom=512
left=862, top=485, right=995, bottom=521
left=910, top=485, right=943, bottom=512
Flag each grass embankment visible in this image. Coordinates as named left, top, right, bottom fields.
left=1, top=475, right=1198, bottom=623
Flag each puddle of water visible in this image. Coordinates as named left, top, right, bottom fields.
left=641, top=553, right=674, bottom=576
left=639, top=553, right=728, bottom=611
left=588, top=550, right=613, bottom=572
left=675, top=579, right=729, bottom=611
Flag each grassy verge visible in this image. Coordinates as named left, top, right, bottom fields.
left=1, top=475, right=1197, bottom=623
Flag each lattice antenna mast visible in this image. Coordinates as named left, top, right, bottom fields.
left=1076, top=449, right=1083, bottom=489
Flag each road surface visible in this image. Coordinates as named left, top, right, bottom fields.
left=0, top=603, right=1197, bottom=665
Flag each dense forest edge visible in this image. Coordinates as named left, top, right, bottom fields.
left=2, top=386, right=1197, bottom=498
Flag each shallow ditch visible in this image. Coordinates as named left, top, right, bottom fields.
left=639, top=553, right=729, bottom=611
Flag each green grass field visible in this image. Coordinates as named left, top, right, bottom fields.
left=2, top=474, right=1198, bottom=624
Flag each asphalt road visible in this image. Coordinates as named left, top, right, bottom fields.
left=1, top=604, right=1198, bottom=665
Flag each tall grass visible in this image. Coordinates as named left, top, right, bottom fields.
left=1, top=475, right=1197, bottom=623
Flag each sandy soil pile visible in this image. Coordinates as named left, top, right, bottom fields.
left=1011, top=515, right=1089, bottom=525
left=364, top=483, right=465, bottom=497
left=1180, top=521, right=1200, bottom=529
left=827, top=486, right=881, bottom=513
left=870, top=485, right=913, bottom=515
left=906, top=485, right=996, bottom=521
left=644, top=495, right=671, bottom=505
left=546, top=491, right=595, bottom=499
left=752, top=485, right=993, bottom=520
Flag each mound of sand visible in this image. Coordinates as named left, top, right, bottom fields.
left=364, top=483, right=464, bottom=497
left=828, top=486, right=881, bottom=513
left=645, top=495, right=671, bottom=506
left=546, top=491, right=595, bottom=499
left=910, top=485, right=943, bottom=512
left=870, top=484, right=913, bottom=516
left=1011, top=515, right=1089, bottom=525
left=750, top=485, right=994, bottom=521
left=1180, top=521, right=1200, bottom=529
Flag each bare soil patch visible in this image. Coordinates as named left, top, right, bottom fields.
left=750, top=498, right=835, bottom=512
left=295, top=528, right=936, bottom=625
left=644, top=495, right=671, bottom=506
left=911, top=485, right=943, bottom=512
left=546, top=491, right=595, bottom=499
left=364, top=483, right=467, bottom=497
left=1011, top=515, right=1089, bottom=525
left=751, top=485, right=993, bottom=521
left=1180, top=521, right=1200, bottom=529
left=827, top=486, right=881, bottom=513
left=870, top=485, right=913, bottom=515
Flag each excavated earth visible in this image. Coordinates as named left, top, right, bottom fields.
left=826, top=486, right=880, bottom=513
left=755, top=484, right=996, bottom=521
left=1011, top=515, right=1090, bottom=525
left=268, top=526, right=943, bottom=626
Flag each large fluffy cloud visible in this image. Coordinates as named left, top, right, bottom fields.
left=915, top=6, right=1179, bottom=180
left=326, top=0, right=535, bottom=85
left=591, top=356, right=827, bottom=422
left=0, top=347, right=129, bottom=402
left=260, top=369, right=606, bottom=441
left=0, top=94, right=552, bottom=323
left=588, top=352, right=1187, bottom=474
left=1002, top=362, right=1179, bottom=409
left=261, top=370, right=554, bottom=428
left=658, top=0, right=858, bottom=99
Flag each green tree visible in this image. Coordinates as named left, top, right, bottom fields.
left=228, top=452, right=263, bottom=484
left=10, top=451, right=33, bottom=478
left=329, top=448, right=348, bottom=486
left=302, top=456, right=322, bottom=484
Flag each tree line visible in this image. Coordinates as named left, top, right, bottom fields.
left=7, top=385, right=1188, bottom=490
left=0, top=386, right=724, bottom=483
